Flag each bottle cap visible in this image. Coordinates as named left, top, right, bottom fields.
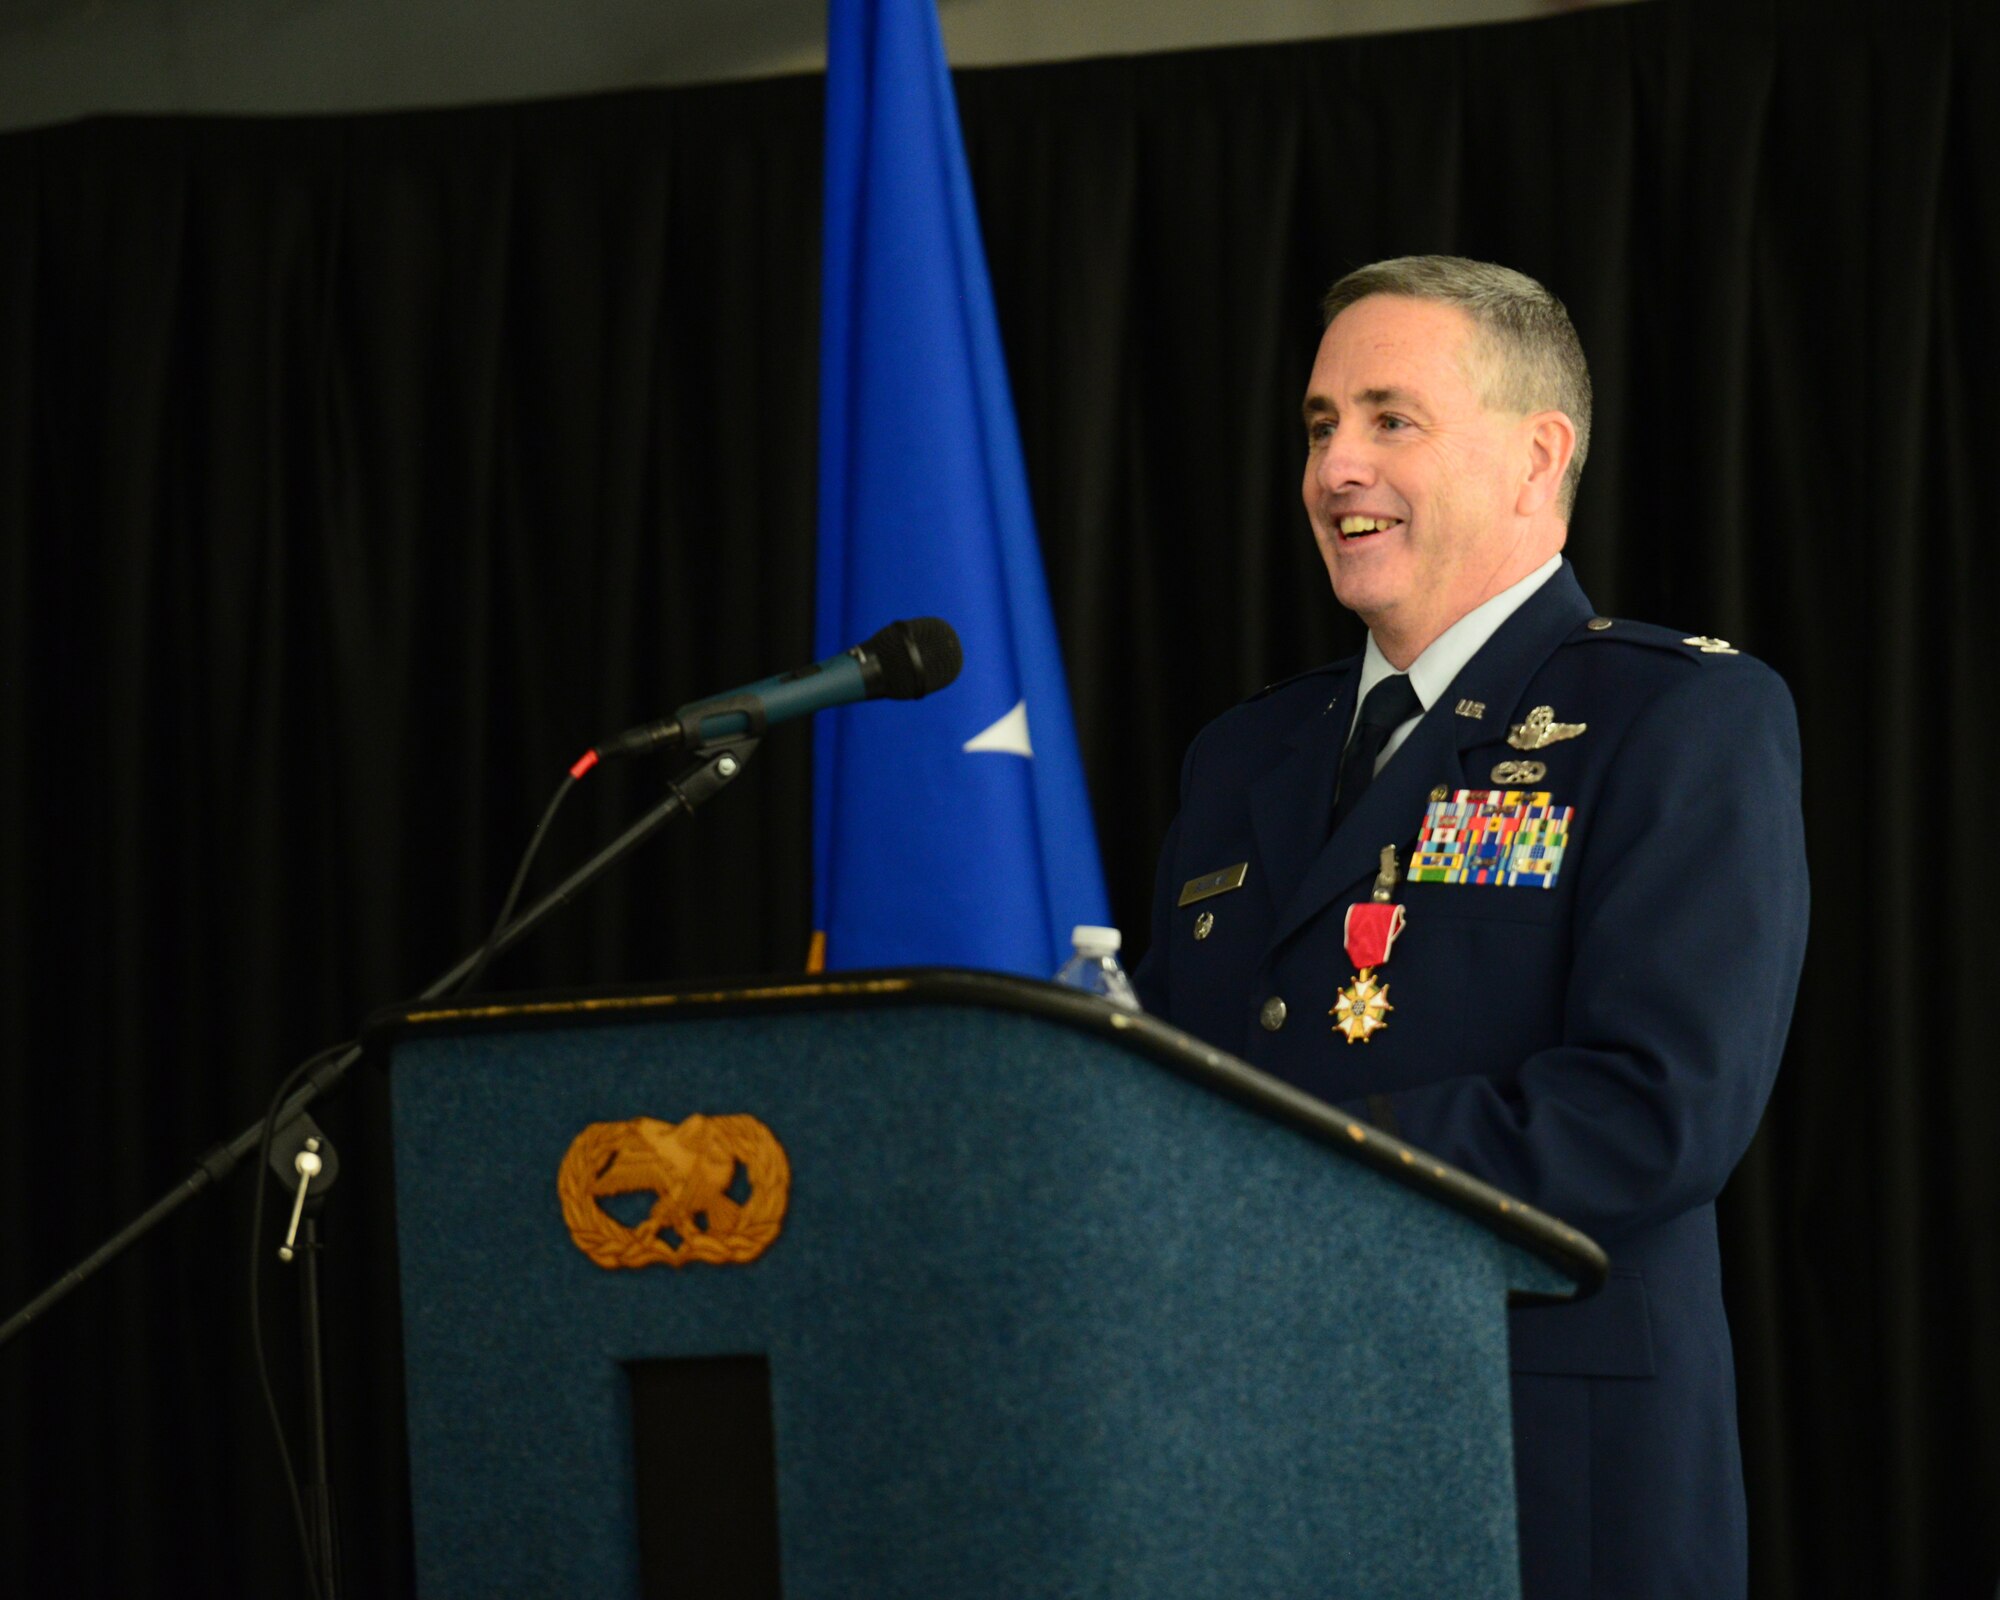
left=1070, top=924, right=1122, bottom=953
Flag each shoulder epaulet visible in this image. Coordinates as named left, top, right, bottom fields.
left=1566, top=615, right=1753, bottom=659
left=1243, top=659, right=1351, bottom=703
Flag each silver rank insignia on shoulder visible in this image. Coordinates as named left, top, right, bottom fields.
left=1683, top=635, right=1740, bottom=655
left=1507, top=706, right=1587, bottom=751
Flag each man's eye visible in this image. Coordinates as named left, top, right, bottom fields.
left=1307, top=419, right=1335, bottom=445
left=1378, top=414, right=1409, bottom=431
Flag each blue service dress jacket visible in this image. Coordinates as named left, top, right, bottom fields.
left=1132, top=561, right=1808, bottom=1600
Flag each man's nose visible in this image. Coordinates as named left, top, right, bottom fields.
left=1314, top=428, right=1374, bottom=493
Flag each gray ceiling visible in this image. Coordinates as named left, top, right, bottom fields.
left=0, top=0, right=1646, bottom=135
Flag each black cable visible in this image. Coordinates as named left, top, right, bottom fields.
left=241, top=749, right=631, bottom=1587
left=453, top=769, right=582, bottom=997
left=249, top=1040, right=350, bottom=1600
left=246, top=754, right=590, bottom=1594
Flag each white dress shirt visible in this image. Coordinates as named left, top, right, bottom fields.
left=1348, top=554, right=1564, bottom=774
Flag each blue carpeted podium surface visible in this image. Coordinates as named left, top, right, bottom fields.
left=374, top=970, right=1605, bottom=1599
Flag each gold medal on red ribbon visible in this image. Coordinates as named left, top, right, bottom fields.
left=1333, top=846, right=1405, bottom=1044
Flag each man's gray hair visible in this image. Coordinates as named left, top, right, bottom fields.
left=1321, top=255, right=1593, bottom=518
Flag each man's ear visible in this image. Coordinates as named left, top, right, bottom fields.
left=1516, top=410, right=1578, bottom=517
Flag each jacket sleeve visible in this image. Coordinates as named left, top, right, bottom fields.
left=1131, top=732, right=1200, bottom=1018
left=1376, top=661, right=1810, bottom=1245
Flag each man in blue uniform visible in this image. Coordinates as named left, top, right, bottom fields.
left=1132, top=256, right=1808, bottom=1599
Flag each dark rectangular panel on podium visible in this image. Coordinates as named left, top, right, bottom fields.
left=370, top=970, right=1603, bottom=1599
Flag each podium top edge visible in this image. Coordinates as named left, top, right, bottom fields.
left=365, top=967, right=1607, bottom=1299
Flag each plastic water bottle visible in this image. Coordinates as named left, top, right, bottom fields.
left=1053, top=924, right=1142, bottom=1011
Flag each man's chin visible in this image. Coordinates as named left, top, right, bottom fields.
left=1325, top=564, right=1406, bottom=623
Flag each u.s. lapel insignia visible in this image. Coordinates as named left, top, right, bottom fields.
left=1508, top=705, right=1586, bottom=751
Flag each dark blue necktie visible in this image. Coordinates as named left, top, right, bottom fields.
left=1331, top=672, right=1422, bottom=834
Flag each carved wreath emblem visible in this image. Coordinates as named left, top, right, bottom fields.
left=557, top=1114, right=791, bottom=1271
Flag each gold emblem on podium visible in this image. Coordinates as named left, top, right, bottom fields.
left=558, top=1114, right=791, bottom=1270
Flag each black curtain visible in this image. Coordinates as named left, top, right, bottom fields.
left=2, top=0, right=1995, bottom=1593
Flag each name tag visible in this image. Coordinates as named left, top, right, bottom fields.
left=1178, top=863, right=1248, bottom=906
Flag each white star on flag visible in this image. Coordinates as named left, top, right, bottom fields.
left=962, top=700, right=1033, bottom=757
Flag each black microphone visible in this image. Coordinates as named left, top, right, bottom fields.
left=597, top=618, right=963, bottom=757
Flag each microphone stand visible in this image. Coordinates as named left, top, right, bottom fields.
left=0, top=734, right=760, bottom=1349
left=271, top=1114, right=341, bottom=1596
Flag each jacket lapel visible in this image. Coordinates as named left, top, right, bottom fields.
left=1247, top=667, right=1356, bottom=923
left=1260, top=563, right=1596, bottom=958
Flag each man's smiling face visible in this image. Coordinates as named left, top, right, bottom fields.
left=1301, top=294, right=1546, bottom=664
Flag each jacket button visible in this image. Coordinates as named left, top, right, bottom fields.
left=1259, top=996, right=1288, bottom=1031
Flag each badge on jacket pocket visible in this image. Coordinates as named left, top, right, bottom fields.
left=1412, top=790, right=1573, bottom=888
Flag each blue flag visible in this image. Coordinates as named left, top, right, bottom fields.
left=813, top=0, right=1109, bottom=976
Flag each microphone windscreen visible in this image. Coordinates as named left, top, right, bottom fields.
left=866, top=617, right=963, bottom=699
